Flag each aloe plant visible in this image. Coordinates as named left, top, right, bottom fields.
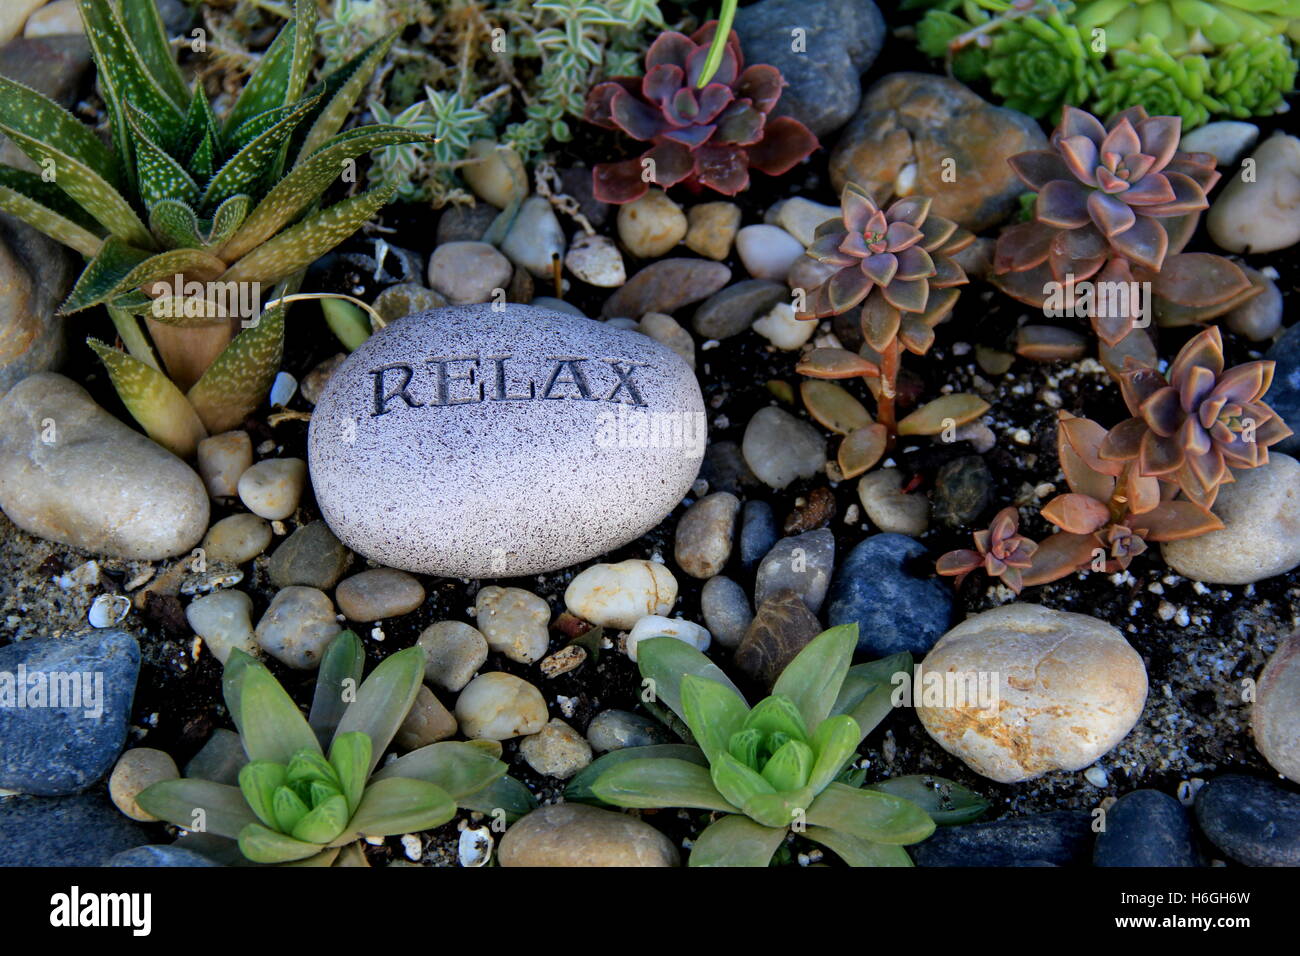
left=0, top=0, right=429, bottom=456
left=138, top=632, right=533, bottom=865
left=566, top=626, right=978, bottom=866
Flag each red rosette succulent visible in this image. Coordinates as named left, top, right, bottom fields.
left=937, top=507, right=1039, bottom=594
left=992, top=106, right=1257, bottom=344
left=1098, top=326, right=1294, bottom=509
left=584, top=21, right=818, bottom=203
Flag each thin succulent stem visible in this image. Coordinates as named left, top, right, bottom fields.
left=108, top=306, right=160, bottom=371
left=877, top=339, right=901, bottom=443
left=696, top=0, right=740, bottom=88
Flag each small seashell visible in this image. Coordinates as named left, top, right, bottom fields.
left=89, top=594, right=131, bottom=628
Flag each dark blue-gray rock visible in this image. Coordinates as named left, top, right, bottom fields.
left=1094, top=790, right=1201, bottom=867
left=699, top=441, right=760, bottom=496
left=1195, top=774, right=1300, bottom=866
left=0, top=629, right=140, bottom=795
left=1265, top=322, right=1300, bottom=457
left=0, top=793, right=149, bottom=867
left=585, top=709, right=675, bottom=753
left=754, top=529, right=834, bottom=613
left=108, top=845, right=223, bottom=867
left=932, top=455, right=993, bottom=528
left=691, top=279, right=787, bottom=340
left=740, top=499, right=779, bottom=569
left=700, top=574, right=753, bottom=648
left=911, top=810, right=1094, bottom=867
left=826, top=534, right=954, bottom=656
left=734, top=0, right=885, bottom=138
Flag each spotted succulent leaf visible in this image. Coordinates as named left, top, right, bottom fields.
left=0, top=75, right=150, bottom=246
left=181, top=87, right=222, bottom=159
left=87, top=338, right=207, bottom=457
left=222, top=0, right=317, bottom=136
left=223, top=127, right=428, bottom=262
left=292, top=34, right=398, bottom=166
left=0, top=166, right=103, bottom=258
left=221, top=185, right=397, bottom=287
left=125, top=106, right=200, bottom=209
left=186, top=302, right=285, bottom=433
left=119, top=0, right=190, bottom=108
left=62, top=238, right=225, bottom=314
left=201, top=97, right=320, bottom=212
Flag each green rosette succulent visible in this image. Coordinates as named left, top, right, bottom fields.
left=1092, top=36, right=1221, bottom=128
left=0, top=0, right=429, bottom=457
left=567, top=625, right=988, bottom=866
left=1207, top=35, right=1298, bottom=116
left=984, top=8, right=1106, bottom=118
left=137, top=631, right=534, bottom=865
left=1073, top=0, right=1300, bottom=56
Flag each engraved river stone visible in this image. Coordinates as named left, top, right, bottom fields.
left=309, top=304, right=706, bottom=578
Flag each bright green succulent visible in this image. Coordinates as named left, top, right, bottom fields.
left=983, top=8, right=1106, bottom=118
left=1072, top=0, right=1300, bottom=56
left=568, top=626, right=985, bottom=866
left=0, top=0, right=429, bottom=457
left=1091, top=35, right=1219, bottom=128
left=137, top=631, right=533, bottom=865
left=1207, top=34, right=1298, bottom=116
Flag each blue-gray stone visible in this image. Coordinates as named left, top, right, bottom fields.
left=1265, top=323, right=1300, bottom=457
left=1094, top=789, right=1201, bottom=867
left=754, top=529, right=834, bottom=613
left=585, top=709, right=675, bottom=753
left=735, top=0, right=885, bottom=138
left=739, top=499, right=779, bottom=570
left=0, top=793, right=149, bottom=867
left=108, top=845, right=222, bottom=867
left=825, top=533, right=954, bottom=656
left=1195, top=774, right=1300, bottom=866
left=911, top=810, right=1094, bottom=867
left=700, top=575, right=753, bottom=648
left=0, top=629, right=140, bottom=795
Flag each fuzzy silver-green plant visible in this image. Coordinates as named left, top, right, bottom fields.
left=137, top=631, right=533, bottom=865
left=0, top=0, right=429, bottom=457
left=983, top=7, right=1106, bottom=118
left=1091, top=35, right=1220, bottom=128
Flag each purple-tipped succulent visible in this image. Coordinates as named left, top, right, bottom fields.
left=1100, top=326, right=1293, bottom=509
left=584, top=22, right=818, bottom=204
left=993, top=106, right=1256, bottom=344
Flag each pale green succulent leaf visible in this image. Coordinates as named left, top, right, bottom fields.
left=866, top=774, right=991, bottom=826
left=590, top=757, right=740, bottom=812
left=292, top=34, right=398, bottom=165
left=803, top=825, right=914, bottom=867
left=761, top=739, right=815, bottom=792
left=636, top=636, right=747, bottom=724
left=341, top=778, right=456, bottom=842
left=221, top=649, right=257, bottom=739
left=309, top=630, right=365, bottom=743
left=327, top=731, right=372, bottom=816
left=0, top=166, right=103, bottom=258
left=285, top=750, right=342, bottom=790
left=322, top=298, right=372, bottom=351
left=135, top=778, right=259, bottom=840
left=289, top=793, right=350, bottom=845
left=271, top=784, right=310, bottom=833
left=772, top=623, right=858, bottom=732
left=77, top=0, right=185, bottom=148
left=186, top=301, right=284, bottom=433
left=805, top=782, right=936, bottom=845
left=564, top=744, right=707, bottom=804
left=220, top=184, right=396, bottom=287
left=120, top=0, right=190, bottom=108
left=807, top=714, right=862, bottom=796
left=688, top=814, right=788, bottom=867
left=0, top=75, right=149, bottom=246
left=237, top=761, right=287, bottom=830
left=333, top=646, right=425, bottom=776
left=86, top=338, right=207, bottom=457
left=235, top=658, right=323, bottom=764
left=679, top=673, right=749, bottom=768
left=744, top=787, right=814, bottom=829
left=832, top=652, right=913, bottom=743
left=711, top=750, right=777, bottom=811
left=201, top=96, right=319, bottom=212
left=238, top=822, right=324, bottom=864
left=742, top=695, right=809, bottom=744
left=223, top=126, right=429, bottom=262
left=372, top=741, right=507, bottom=802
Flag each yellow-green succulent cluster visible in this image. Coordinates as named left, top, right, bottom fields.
left=912, top=0, right=1298, bottom=127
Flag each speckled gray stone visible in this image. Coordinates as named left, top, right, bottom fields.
left=753, top=529, right=835, bottom=613
left=309, top=305, right=706, bottom=578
